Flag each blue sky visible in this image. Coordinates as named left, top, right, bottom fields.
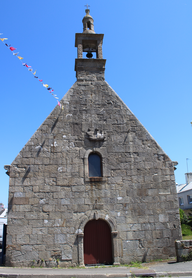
left=0, top=0, right=192, bottom=207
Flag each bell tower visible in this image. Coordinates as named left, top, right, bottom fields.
left=75, top=8, right=106, bottom=81
left=82, top=8, right=95, bottom=34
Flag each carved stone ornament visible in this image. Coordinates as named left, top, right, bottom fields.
left=86, top=128, right=106, bottom=141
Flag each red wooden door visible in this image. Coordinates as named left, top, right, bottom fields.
left=84, top=219, right=113, bottom=265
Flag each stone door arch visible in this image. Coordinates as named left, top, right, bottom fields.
left=76, top=213, right=120, bottom=266
left=84, top=219, right=113, bottom=265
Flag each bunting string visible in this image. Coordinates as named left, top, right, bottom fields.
left=0, top=34, right=62, bottom=108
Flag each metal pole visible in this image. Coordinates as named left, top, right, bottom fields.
left=186, top=158, right=189, bottom=174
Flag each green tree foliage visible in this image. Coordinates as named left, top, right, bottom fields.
left=188, top=212, right=192, bottom=227
left=180, top=209, right=192, bottom=239
left=179, top=208, right=188, bottom=224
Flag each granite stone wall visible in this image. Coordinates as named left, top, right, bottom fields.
left=175, top=240, right=192, bottom=262
left=5, top=71, right=182, bottom=266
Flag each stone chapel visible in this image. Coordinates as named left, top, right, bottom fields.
left=5, top=9, right=181, bottom=267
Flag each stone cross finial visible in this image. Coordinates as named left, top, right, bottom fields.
left=85, top=4, right=90, bottom=9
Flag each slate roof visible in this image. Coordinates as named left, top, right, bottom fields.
left=177, top=182, right=192, bottom=193
left=0, top=208, right=7, bottom=218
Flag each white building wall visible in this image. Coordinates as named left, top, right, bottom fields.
left=178, top=189, right=192, bottom=210
left=0, top=208, right=7, bottom=245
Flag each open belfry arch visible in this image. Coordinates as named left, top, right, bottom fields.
left=5, top=8, right=181, bottom=267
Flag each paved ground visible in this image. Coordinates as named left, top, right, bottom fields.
left=0, top=260, right=192, bottom=277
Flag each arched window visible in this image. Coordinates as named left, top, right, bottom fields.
left=88, top=153, right=102, bottom=177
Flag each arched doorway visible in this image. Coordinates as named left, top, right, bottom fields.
left=84, top=219, right=113, bottom=265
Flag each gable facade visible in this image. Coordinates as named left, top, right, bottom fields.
left=5, top=9, right=181, bottom=267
